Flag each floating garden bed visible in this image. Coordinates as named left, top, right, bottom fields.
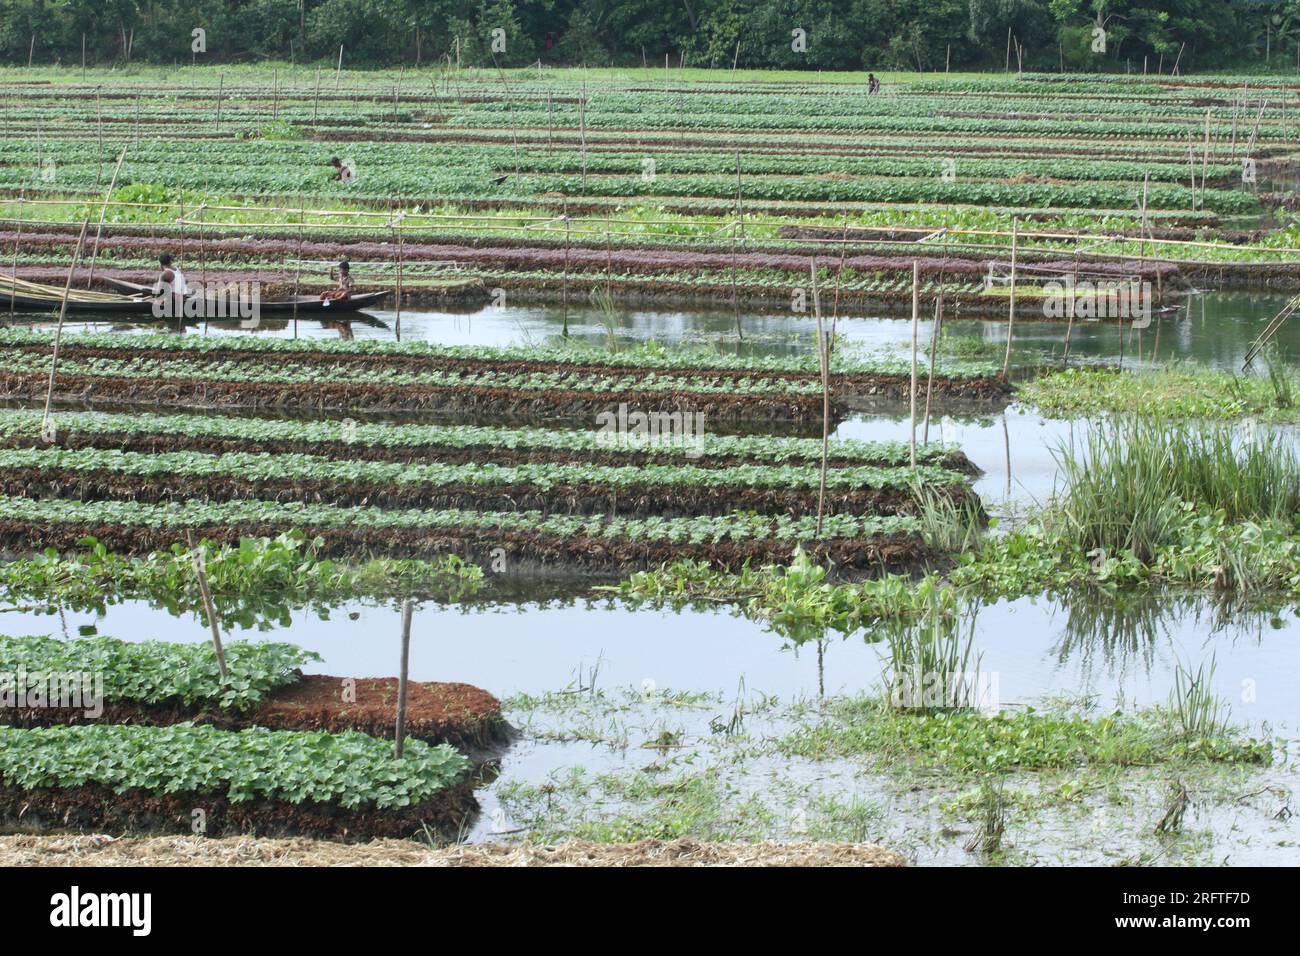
left=0, top=497, right=939, bottom=574
left=0, top=723, right=475, bottom=841
left=0, top=635, right=507, bottom=755
left=0, top=409, right=980, bottom=474
left=0, top=446, right=974, bottom=518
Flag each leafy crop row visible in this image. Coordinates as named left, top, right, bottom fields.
left=0, top=351, right=829, bottom=397
left=0, top=634, right=318, bottom=710
left=0, top=409, right=959, bottom=468
left=0, top=446, right=967, bottom=493
left=0, top=496, right=920, bottom=544
left=0, top=723, right=468, bottom=808
left=0, top=330, right=1001, bottom=379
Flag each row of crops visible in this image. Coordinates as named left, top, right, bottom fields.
left=0, top=331, right=1008, bottom=422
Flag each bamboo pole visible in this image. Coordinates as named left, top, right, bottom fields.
left=313, top=66, right=321, bottom=124
left=811, top=258, right=829, bottom=537
left=1231, top=94, right=1240, bottom=156
left=561, top=200, right=570, bottom=336
left=395, top=211, right=405, bottom=340
left=922, top=297, right=940, bottom=444
left=198, top=203, right=206, bottom=288
left=1001, top=217, right=1018, bottom=380
left=185, top=531, right=228, bottom=680
left=909, top=261, right=919, bottom=467
left=7, top=202, right=21, bottom=323
left=579, top=84, right=588, bottom=194
left=1063, top=252, right=1078, bottom=364
left=732, top=151, right=745, bottom=342
left=215, top=73, right=224, bottom=133
left=1202, top=109, right=1211, bottom=205
left=43, top=221, right=91, bottom=438
left=395, top=598, right=412, bottom=758
left=336, top=45, right=344, bottom=91
left=96, top=89, right=103, bottom=184
left=292, top=199, right=304, bottom=339
left=922, top=227, right=946, bottom=448
left=828, top=214, right=850, bottom=353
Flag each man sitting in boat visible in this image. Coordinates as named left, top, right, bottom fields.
left=320, top=261, right=354, bottom=302
left=329, top=156, right=354, bottom=183
left=152, top=253, right=188, bottom=317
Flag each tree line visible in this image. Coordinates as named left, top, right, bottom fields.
left=2, top=1, right=1299, bottom=72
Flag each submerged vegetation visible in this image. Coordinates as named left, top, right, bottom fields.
left=781, top=696, right=1272, bottom=771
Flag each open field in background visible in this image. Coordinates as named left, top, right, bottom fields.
left=0, top=64, right=1298, bottom=867
left=6, top=66, right=1300, bottom=313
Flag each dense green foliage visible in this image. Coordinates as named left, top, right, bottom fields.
left=0, top=0, right=1289, bottom=71
left=0, top=634, right=318, bottom=710
left=0, top=723, right=469, bottom=807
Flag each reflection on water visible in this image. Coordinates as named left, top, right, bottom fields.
left=16, top=290, right=1299, bottom=372
left=3, top=587, right=1297, bottom=727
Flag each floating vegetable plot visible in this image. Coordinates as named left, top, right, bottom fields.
left=0, top=409, right=981, bottom=473
left=0, top=331, right=1009, bottom=422
left=0, top=724, right=475, bottom=841
left=0, top=446, right=974, bottom=519
left=0, top=635, right=507, bottom=755
left=0, top=498, right=938, bottom=575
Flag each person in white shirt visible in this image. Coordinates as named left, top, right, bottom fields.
left=329, top=156, right=354, bottom=183
left=154, top=253, right=187, bottom=318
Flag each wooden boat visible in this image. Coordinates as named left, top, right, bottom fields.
left=99, top=277, right=392, bottom=314
left=0, top=274, right=389, bottom=315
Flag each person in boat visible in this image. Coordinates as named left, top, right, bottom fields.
left=320, top=261, right=354, bottom=302
left=329, top=156, right=354, bottom=183
left=152, top=253, right=188, bottom=318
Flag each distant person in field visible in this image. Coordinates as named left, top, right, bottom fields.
left=153, top=253, right=188, bottom=317
left=321, top=260, right=354, bottom=302
left=329, top=156, right=354, bottom=183
left=868, top=73, right=879, bottom=94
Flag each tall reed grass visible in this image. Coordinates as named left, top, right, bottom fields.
left=1052, top=418, right=1300, bottom=562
